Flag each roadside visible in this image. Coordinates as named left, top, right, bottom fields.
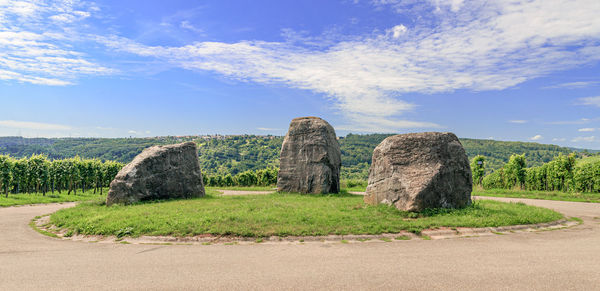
left=2, top=197, right=599, bottom=290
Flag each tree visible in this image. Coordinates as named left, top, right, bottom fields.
left=482, top=168, right=504, bottom=189
left=503, top=154, right=527, bottom=188
left=0, top=155, right=13, bottom=197
left=470, top=155, right=485, bottom=186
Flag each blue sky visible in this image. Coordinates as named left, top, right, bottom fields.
left=1, top=0, right=600, bottom=149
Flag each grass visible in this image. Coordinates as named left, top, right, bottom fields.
left=395, top=235, right=411, bottom=240
left=207, top=186, right=276, bottom=192
left=340, top=180, right=368, bottom=192
left=49, top=190, right=563, bottom=238
left=473, top=188, right=600, bottom=203
left=29, top=216, right=59, bottom=238
left=343, top=186, right=367, bottom=192
left=0, top=189, right=107, bottom=207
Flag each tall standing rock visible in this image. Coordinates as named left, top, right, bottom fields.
left=364, top=132, right=472, bottom=211
left=277, top=117, right=341, bottom=194
left=106, top=142, right=205, bottom=205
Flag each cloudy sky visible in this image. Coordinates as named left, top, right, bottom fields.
left=1, top=0, right=599, bottom=149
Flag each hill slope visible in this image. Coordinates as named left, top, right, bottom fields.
left=0, top=135, right=584, bottom=180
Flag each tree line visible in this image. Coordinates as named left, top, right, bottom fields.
left=0, top=154, right=124, bottom=196
left=474, top=154, right=600, bottom=193
left=1, top=134, right=589, bottom=181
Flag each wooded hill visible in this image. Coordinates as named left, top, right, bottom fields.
left=0, top=134, right=591, bottom=180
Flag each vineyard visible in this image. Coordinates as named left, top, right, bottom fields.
left=2, top=151, right=599, bottom=197
left=203, top=168, right=278, bottom=187
left=0, top=155, right=123, bottom=197
left=479, top=154, right=600, bottom=193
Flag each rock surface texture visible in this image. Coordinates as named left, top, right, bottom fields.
left=277, top=117, right=341, bottom=194
left=364, top=132, right=472, bottom=211
left=106, top=142, right=205, bottom=205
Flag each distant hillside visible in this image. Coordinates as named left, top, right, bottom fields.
left=0, top=134, right=588, bottom=180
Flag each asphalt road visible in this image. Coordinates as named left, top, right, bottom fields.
left=1, top=197, right=599, bottom=290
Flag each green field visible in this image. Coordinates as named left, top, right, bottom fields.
left=207, top=186, right=276, bottom=192
left=49, top=191, right=562, bottom=238
left=0, top=189, right=106, bottom=207
left=473, top=188, right=600, bottom=203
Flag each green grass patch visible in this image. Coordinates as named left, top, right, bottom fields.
left=49, top=191, right=563, bottom=238
left=343, top=186, right=367, bottom=192
left=474, top=188, right=600, bottom=203
left=0, top=188, right=107, bottom=207
left=207, top=186, right=276, bottom=192
left=569, top=217, right=583, bottom=224
left=421, top=235, right=432, bottom=240
left=29, top=217, right=59, bottom=238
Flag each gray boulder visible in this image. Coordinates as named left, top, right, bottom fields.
left=277, top=117, right=341, bottom=194
left=106, top=142, right=205, bottom=205
left=364, top=132, right=472, bottom=211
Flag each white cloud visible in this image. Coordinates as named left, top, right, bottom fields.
left=529, top=135, right=543, bottom=141
left=0, top=0, right=113, bottom=86
left=552, top=138, right=566, bottom=142
left=578, top=96, right=600, bottom=107
left=0, top=120, right=71, bottom=131
left=97, top=0, right=600, bottom=131
left=179, top=20, right=204, bottom=34
left=547, top=118, right=592, bottom=125
left=572, top=136, right=596, bottom=142
left=387, top=24, right=407, bottom=38
left=128, top=130, right=138, bottom=135
left=509, top=120, right=527, bottom=124
left=578, top=128, right=596, bottom=132
left=544, top=81, right=599, bottom=89
left=372, top=0, right=465, bottom=14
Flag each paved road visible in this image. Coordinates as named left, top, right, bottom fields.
left=1, top=197, right=599, bottom=290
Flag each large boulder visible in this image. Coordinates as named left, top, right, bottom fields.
left=364, top=132, right=472, bottom=211
left=277, top=117, right=341, bottom=194
left=106, top=142, right=205, bottom=205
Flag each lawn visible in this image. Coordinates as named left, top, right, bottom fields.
left=337, top=184, right=600, bottom=203
left=0, top=189, right=107, bottom=207
left=49, top=191, right=563, bottom=238
left=473, top=188, right=600, bottom=203
left=207, top=186, right=276, bottom=192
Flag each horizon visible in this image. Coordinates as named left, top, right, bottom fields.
left=1, top=133, right=597, bottom=152
left=1, top=1, right=600, bottom=149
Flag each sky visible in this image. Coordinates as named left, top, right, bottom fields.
left=1, top=0, right=600, bottom=149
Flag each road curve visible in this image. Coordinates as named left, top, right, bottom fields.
left=1, top=197, right=599, bottom=290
